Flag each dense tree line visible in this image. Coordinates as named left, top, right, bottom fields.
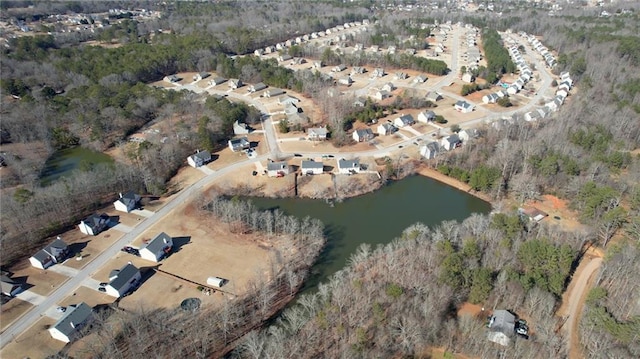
left=481, top=28, right=516, bottom=83
left=227, top=214, right=583, bottom=358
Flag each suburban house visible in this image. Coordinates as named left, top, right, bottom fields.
left=192, top=72, right=210, bottom=82
left=441, top=134, right=461, bottom=151
left=113, top=191, right=141, bottom=213
left=420, top=141, right=440, bottom=159
left=353, top=97, right=367, bottom=107
left=377, top=122, right=397, bottom=136
left=413, top=74, right=427, bottom=83
left=208, top=77, right=227, bottom=86
left=394, top=72, right=408, bottom=80
left=287, top=112, right=309, bottom=124
left=458, top=129, right=479, bottom=143
left=29, top=237, right=69, bottom=269
left=507, top=84, right=519, bottom=96
left=556, top=89, right=569, bottom=99
left=353, top=128, right=374, bottom=142
left=454, top=100, right=474, bottom=113
left=482, top=93, right=500, bottom=104
left=381, top=82, right=395, bottom=92
left=373, top=90, right=390, bottom=101
left=519, top=206, right=548, bottom=222
left=388, top=46, right=397, bottom=54
left=394, top=114, right=415, bottom=128
left=140, top=232, right=174, bottom=262
left=351, top=66, right=366, bottom=75
left=426, top=91, right=443, bottom=102
left=105, top=263, right=142, bottom=298
left=524, top=111, right=541, bottom=122
left=337, top=159, right=361, bottom=174
left=163, top=75, right=180, bottom=83
left=228, top=79, right=243, bottom=89
left=78, top=213, right=110, bottom=236
left=187, top=150, right=212, bottom=168
left=248, top=82, right=267, bottom=93
left=405, top=48, right=416, bottom=55
left=332, top=64, right=347, bottom=72
left=307, top=126, right=328, bottom=141
left=371, top=68, right=385, bottom=78
left=254, top=49, right=264, bottom=56
left=278, top=54, right=292, bottom=62
left=487, top=310, right=516, bottom=346
left=1, top=274, right=23, bottom=297
left=338, top=76, right=353, bottom=86
left=228, top=137, right=250, bottom=152
left=462, top=72, right=476, bottom=83
left=267, top=161, right=290, bottom=177
left=49, top=302, right=93, bottom=343
left=290, top=57, right=306, bottom=65
left=233, top=120, right=251, bottom=135
left=313, top=61, right=323, bottom=69
left=301, top=160, right=324, bottom=175
left=418, top=110, right=436, bottom=123
left=278, top=95, right=299, bottom=106
left=264, top=88, right=285, bottom=98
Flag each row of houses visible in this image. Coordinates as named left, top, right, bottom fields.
left=267, top=158, right=363, bottom=177
left=255, top=20, right=370, bottom=57
left=527, top=34, right=557, bottom=68
left=420, top=129, right=479, bottom=159
left=503, top=44, right=534, bottom=97
left=525, top=71, right=574, bottom=121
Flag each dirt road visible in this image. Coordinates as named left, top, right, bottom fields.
left=562, top=254, right=603, bottom=359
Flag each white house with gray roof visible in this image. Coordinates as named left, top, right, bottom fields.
left=301, top=160, right=323, bottom=175
left=267, top=161, right=290, bottom=177
left=49, top=302, right=93, bottom=343
left=140, top=232, right=173, bottom=262
left=78, top=213, right=110, bottom=236
left=105, top=263, right=141, bottom=298
left=113, top=191, right=141, bottom=213
left=29, top=237, right=69, bottom=269
left=228, top=137, right=250, bottom=152
left=487, top=310, right=516, bottom=346
left=337, top=159, right=361, bottom=174
left=187, top=150, right=212, bottom=168
left=307, top=126, right=328, bottom=141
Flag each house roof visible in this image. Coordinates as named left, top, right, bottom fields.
left=82, top=214, right=109, bottom=229
left=424, top=141, right=439, bottom=152
left=489, top=310, right=515, bottom=334
left=51, top=302, right=92, bottom=338
left=142, top=232, right=173, bottom=254
left=116, top=191, right=139, bottom=207
left=355, top=128, right=373, bottom=137
left=338, top=159, right=360, bottom=169
left=426, top=91, right=442, bottom=101
left=301, top=160, right=323, bottom=169
left=108, top=263, right=140, bottom=292
left=307, top=127, right=328, bottom=137
left=267, top=161, right=288, bottom=171
left=1, top=274, right=21, bottom=294
left=379, top=123, right=396, bottom=131
left=444, top=134, right=460, bottom=144
left=251, top=82, right=267, bottom=90
left=455, top=100, right=472, bottom=109
left=397, top=114, right=414, bottom=125
left=229, top=137, right=249, bottom=147
left=33, top=237, right=69, bottom=263
left=191, top=150, right=211, bottom=161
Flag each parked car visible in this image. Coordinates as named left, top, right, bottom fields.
left=56, top=306, right=66, bottom=313
left=294, top=153, right=302, bottom=157
left=98, top=287, right=106, bottom=293
left=99, top=282, right=108, bottom=287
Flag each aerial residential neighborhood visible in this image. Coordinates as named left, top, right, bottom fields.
left=1, top=1, right=638, bottom=358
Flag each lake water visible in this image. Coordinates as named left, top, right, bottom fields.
left=40, top=147, right=113, bottom=185
left=247, top=175, right=492, bottom=293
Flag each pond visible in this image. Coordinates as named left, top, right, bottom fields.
left=40, top=147, right=114, bottom=185
left=247, top=175, right=492, bottom=294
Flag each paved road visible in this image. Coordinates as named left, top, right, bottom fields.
left=0, top=154, right=267, bottom=348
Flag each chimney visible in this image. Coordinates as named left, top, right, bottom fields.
left=70, top=322, right=75, bottom=328
left=119, top=192, right=123, bottom=198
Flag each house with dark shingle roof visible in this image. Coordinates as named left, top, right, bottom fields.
left=187, top=150, right=212, bottom=168
left=113, top=191, right=141, bottom=213
left=29, top=237, right=69, bottom=269
left=49, top=302, right=93, bottom=343
left=1, top=274, right=23, bottom=296
left=140, top=232, right=174, bottom=262
left=105, top=263, right=141, bottom=298
left=337, top=159, right=361, bottom=174
left=487, top=310, right=516, bottom=346
left=78, top=213, right=110, bottom=236
left=267, top=161, right=290, bottom=177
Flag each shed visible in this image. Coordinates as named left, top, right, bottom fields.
left=207, top=277, right=226, bottom=288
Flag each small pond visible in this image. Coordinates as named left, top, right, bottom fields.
left=40, top=147, right=113, bottom=185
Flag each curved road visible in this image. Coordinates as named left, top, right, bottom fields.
left=0, top=26, right=557, bottom=349
left=564, top=256, right=603, bottom=359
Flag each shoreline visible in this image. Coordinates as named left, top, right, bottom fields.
left=415, top=165, right=494, bottom=204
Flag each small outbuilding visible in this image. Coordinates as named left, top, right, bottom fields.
left=206, top=277, right=226, bottom=288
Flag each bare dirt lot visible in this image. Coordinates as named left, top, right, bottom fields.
left=1, top=298, right=33, bottom=331
left=1, top=317, right=64, bottom=359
